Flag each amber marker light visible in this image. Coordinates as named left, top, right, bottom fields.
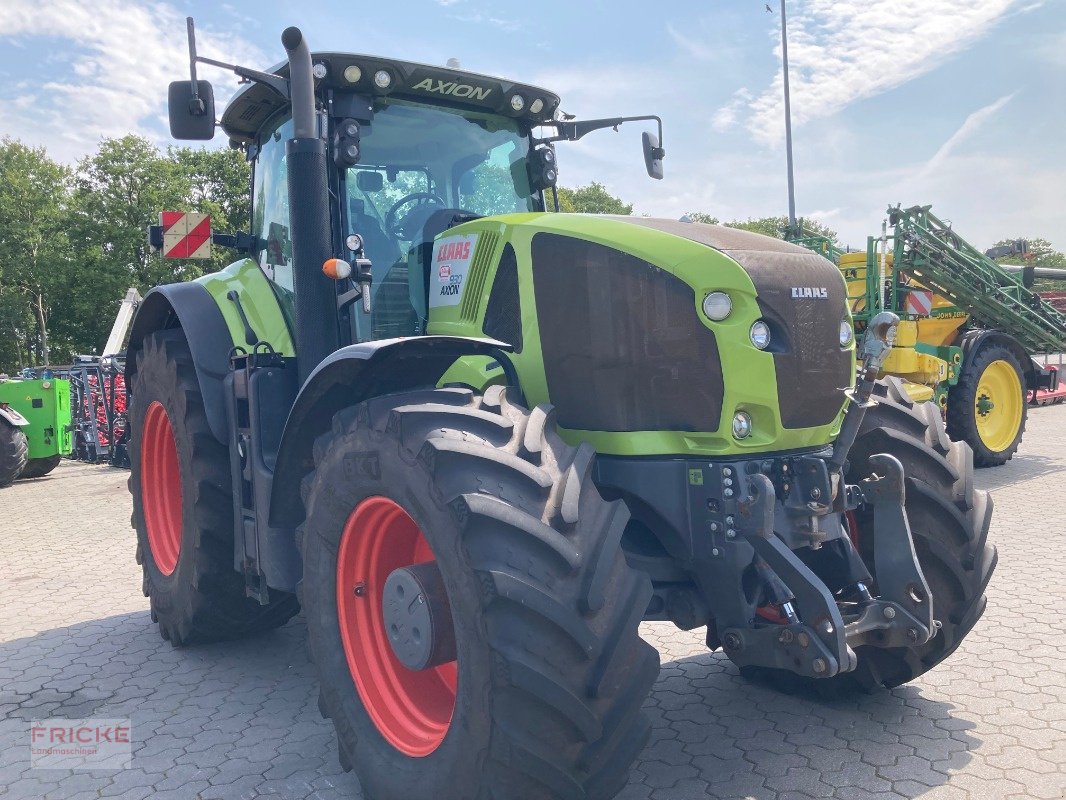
left=323, top=258, right=352, bottom=280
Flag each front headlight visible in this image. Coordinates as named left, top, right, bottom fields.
left=750, top=320, right=771, bottom=350
left=839, top=318, right=854, bottom=347
left=702, top=292, right=732, bottom=321
left=732, top=411, right=753, bottom=439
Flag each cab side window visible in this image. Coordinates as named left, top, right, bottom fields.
left=252, top=118, right=295, bottom=294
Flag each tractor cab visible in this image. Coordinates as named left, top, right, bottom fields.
left=221, top=54, right=562, bottom=344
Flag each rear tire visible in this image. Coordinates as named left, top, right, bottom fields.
left=129, top=329, right=298, bottom=645
left=19, top=454, right=62, bottom=479
left=301, top=385, right=659, bottom=800
left=0, top=420, right=28, bottom=487
left=947, top=344, right=1027, bottom=467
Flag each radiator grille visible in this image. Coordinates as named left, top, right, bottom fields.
left=459, top=231, right=501, bottom=321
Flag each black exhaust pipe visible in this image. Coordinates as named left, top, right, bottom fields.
left=282, top=26, right=339, bottom=385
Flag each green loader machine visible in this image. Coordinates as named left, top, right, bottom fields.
left=0, top=373, right=72, bottom=486
left=127, top=20, right=996, bottom=798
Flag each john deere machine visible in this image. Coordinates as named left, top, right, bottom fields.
left=795, top=206, right=1066, bottom=467
left=126, top=20, right=995, bottom=798
left=0, top=372, right=73, bottom=487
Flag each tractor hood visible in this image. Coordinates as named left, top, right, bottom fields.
left=604, top=217, right=854, bottom=430
left=427, top=212, right=855, bottom=458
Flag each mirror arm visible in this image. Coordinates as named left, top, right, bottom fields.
left=536, top=114, right=664, bottom=151
left=195, top=55, right=290, bottom=99
left=186, top=18, right=204, bottom=115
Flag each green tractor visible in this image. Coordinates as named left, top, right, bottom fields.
left=126, top=21, right=996, bottom=798
left=0, top=373, right=72, bottom=487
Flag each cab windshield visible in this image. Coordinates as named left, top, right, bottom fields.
left=344, top=99, right=539, bottom=340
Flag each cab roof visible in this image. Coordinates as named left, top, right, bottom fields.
left=219, top=51, right=561, bottom=144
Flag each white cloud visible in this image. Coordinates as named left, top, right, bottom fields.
left=711, top=87, right=752, bottom=132
left=0, top=0, right=264, bottom=162
left=738, top=0, right=1041, bottom=145
left=666, top=23, right=717, bottom=62
left=922, top=93, right=1015, bottom=176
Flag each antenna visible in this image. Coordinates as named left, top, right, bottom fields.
left=779, top=0, right=797, bottom=232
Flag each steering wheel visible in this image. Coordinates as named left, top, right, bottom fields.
left=385, top=192, right=447, bottom=240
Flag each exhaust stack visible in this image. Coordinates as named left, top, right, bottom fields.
left=282, top=27, right=339, bottom=385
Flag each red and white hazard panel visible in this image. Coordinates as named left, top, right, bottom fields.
left=160, top=212, right=212, bottom=259
left=903, top=289, right=933, bottom=317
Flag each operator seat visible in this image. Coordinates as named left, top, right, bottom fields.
left=348, top=198, right=416, bottom=339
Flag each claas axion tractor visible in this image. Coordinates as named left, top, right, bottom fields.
left=126, top=20, right=996, bottom=799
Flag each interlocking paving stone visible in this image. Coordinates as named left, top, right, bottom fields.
left=1, top=406, right=1064, bottom=799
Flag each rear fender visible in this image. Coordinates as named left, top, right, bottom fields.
left=269, top=335, right=510, bottom=527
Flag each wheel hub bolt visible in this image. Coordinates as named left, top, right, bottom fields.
left=883, top=606, right=896, bottom=620
left=812, top=658, right=827, bottom=674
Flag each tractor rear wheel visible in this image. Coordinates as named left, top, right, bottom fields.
left=20, top=454, right=62, bottom=479
left=129, top=329, right=298, bottom=645
left=300, top=385, right=658, bottom=800
left=947, top=344, right=1027, bottom=467
left=0, top=420, right=28, bottom=487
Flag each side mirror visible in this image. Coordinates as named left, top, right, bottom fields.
left=642, top=131, right=664, bottom=180
left=168, top=80, right=215, bottom=140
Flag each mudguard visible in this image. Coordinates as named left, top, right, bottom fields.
left=269, top=335, right=510, bottom=527
left=958, top=329, right=1043, bottom=390
left=125, top=283, right=234, bottom=444
left=0, top=406, right=29, bottom=426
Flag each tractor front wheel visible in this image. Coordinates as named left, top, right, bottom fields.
left=842, top=377, right=996, bottom=690
left=300, top=386, right=659, bottom=800
left=129, top=329, right=298, bottom=645
left=0, top=420, right=28, bottom=487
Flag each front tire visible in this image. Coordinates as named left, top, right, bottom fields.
left=301, top=385, right=659, bottom=800
left=842, top=377, right=997, bottom=690
left=129, top=329, right=298, bottom=645
left=20, top=454, right=62, bottom=479
left=0, top=420, right=28, bottom=487
left=743, top=378, right=996, bottom=696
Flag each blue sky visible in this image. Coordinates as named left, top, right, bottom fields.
left=1, top=0, right=1063, bottom=250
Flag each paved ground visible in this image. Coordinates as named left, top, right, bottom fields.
left=2, top=406, right=1065, bottom=800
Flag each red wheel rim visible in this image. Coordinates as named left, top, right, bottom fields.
left=141, top=401, right=183, bottom=576
left=337, top=497, right=456, bottom=757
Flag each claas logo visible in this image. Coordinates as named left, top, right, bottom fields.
left=437, top=241, right=472, bottom=262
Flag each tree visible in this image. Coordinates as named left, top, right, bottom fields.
left=991, top=237, right=1066, bottom=290
left=0, top=139, right=71, bottom=366
left=683, top=212, right=839, bottom=245
left=554, top=182, right=633, bottom=214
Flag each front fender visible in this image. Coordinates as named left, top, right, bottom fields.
left=125, top=283, right=234, bottom=444
left=0, top=405, right=29, bottom=426
left=269, top=335, right=510, bottom=527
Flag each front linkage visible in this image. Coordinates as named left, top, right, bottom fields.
left=632, top=312, right=937, bottom=679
